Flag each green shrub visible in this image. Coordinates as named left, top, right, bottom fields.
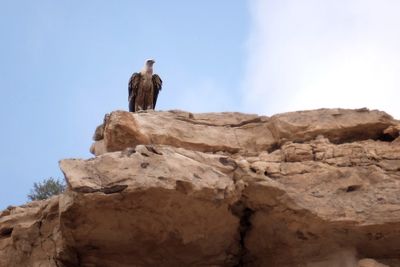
left=27, top=177, right=66, bottom=201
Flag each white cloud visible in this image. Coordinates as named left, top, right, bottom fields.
left=242, top=0, right=400, bottom=119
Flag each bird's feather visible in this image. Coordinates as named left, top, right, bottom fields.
left=128, top=72, right=141, bottom=112
left=152, top=74, right=163, bottom=109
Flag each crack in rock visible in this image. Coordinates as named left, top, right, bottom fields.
left=230, top=200, right=254, bottom=266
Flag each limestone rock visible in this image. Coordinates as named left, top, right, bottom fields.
left=242, top=138, right=400, bottom=266
left=58, top=145, right=241, bottom=266
left=0, top=197, right=64, bottom=267
left=1, top=108, right=400, bottom=266
left=90, top=108, right=396, bottom=156
left=358, top=258, right=389, bottom=267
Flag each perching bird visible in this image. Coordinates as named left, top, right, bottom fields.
left=128, top=59, right=162, bottom=112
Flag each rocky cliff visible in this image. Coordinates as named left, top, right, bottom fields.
left=1, top=108, right=400, bottom=267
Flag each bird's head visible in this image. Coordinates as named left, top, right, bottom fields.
left=146, top=59, right=155, bottom=66
left=143, top=59, right=155, bottom=74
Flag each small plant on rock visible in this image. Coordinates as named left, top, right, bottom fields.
left=27, top=177, right=66, bottom=201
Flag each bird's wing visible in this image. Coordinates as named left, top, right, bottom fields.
left=152, top=74, right=163, bottom=109
left=128, top=73, right=141, bottom=108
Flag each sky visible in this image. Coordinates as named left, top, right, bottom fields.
left=0, top=1, right=399, bottom=209
left=242, top=0, right=400, bottom=115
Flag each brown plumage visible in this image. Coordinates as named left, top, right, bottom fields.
left=128, top=59, right=163, bottom=112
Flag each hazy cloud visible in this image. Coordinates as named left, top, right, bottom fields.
left=243, top=0, right=400, bottom=118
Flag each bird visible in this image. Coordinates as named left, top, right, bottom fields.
left=128, top=59, right=162, bottom=112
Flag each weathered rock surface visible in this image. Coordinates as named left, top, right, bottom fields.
left=1, top=108, right=400, bottom=267
left=90, top=108, right=397, bottom=156
left=59, top=145, right=241, bottom=266
left=0, top=198, right=62, bottom=267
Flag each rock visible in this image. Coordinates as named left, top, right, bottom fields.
left=383, top=125, right=400, bottom=140
left=57, top=145, right=241, bottom=266
left=358, top=258, right=389, bottom=267
left=92, top=124, right=104, bottom=141
left=1, top=108, right=400, bottom=266
left=90, top=108, right=397, bottom=156
left=92, top=113, right=109, bottom=141
left=242, top=138, right=400, bottom=266
left=0, top=197, right=64, bottom=267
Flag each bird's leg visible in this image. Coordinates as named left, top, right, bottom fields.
left=136, top=105, right=147, bottom=113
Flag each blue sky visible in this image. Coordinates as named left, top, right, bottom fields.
left=0, top=1, right=249, bottom=209
left=1, top=1, right=399, bottom=209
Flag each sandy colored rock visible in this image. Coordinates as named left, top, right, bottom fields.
left=358, top=258, right=389, bottom=267
left=59, top=145, right=242, bottom=266
left=91, top=108, right=397, bottom=156
left=0, top=197, right=65, bottom=267
left=1, top=108, right=400, bottom=266
left=242, top=138, right=400, bottom=266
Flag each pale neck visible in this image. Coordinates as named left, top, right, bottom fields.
left=141, top=66, right=153, bottom=75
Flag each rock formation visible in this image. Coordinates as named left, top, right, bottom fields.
left=1, top=108, right=400, bottom=266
